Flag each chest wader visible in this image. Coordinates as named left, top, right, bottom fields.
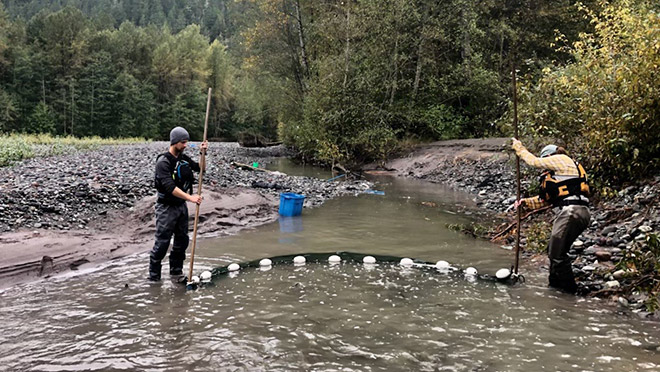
left=149, top=202, right=190, bottom=280
left=540, top=161, right=591, bottom=294
left=149, top=158, right=195, bottom=281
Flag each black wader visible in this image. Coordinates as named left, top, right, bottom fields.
left=548, top=205, right=590, bottom=293
left=149, top=202, right=189, bottom=280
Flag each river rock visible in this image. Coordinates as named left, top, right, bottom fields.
left=584, top=246, right=600, bottom=255
left=596, top=212, right=609, bottom=221
left=629, top=227, right=641, bottom=237
left=622, top=186, right=636, bottom=195
left=601, top=225, right=617, bottom=236
left=605, top=280, right=620, bottom=289
left=617, top=297, right=629, bottom=307
left=612, top=270, right=627, bottom=280
left=639, top=225, right=652, bottom=233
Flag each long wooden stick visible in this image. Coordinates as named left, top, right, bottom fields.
left=512, top=65, right=522, bottom=275
left=188, top=87, right=212, bottom=283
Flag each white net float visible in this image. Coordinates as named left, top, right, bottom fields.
left=435, top=260, right=450, bottom=269
left=399, top=258, right=414, bottom=267
left=293, top=256, right=306, bottom=264
left=464, top=267, right=478, bottom=276
left=228, top=263, right=241, bottom=272
left=259, top=258, right=272, bottom=267
left=200, top=271, right=212, bottom=281
left=496, top=268, right=511, bottom=279
left=190, top=275, right=200, bottom=284
left=363, top=256, right=376, bottom=264
left=328, top=255, right=342, bottom=263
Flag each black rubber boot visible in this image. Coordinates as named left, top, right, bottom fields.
left=549, top=262, right=577, bottom=294
left=148, top=257, right=162, bottom=281
left=169, top=261, right=184, bottom=276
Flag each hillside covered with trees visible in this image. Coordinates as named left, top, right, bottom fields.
left=0, top=0, right=658, bottom=184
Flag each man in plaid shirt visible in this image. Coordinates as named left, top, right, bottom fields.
left=512, top=138, right=591, bottom=294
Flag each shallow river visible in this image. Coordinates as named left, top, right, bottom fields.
left=1, top=162, right=659, bottom=371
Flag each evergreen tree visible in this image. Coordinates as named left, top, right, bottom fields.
left=26, top=101, right=56, bottom=133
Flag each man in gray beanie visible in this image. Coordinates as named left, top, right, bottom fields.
left=149, top=126, right=208, bottom=281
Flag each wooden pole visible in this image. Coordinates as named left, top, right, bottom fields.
left=512, top=65, right=522, bottom=276
left=187, top=88, right=212, bottom=284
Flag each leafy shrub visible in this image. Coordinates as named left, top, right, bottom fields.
left=506, top=0, right=660, bottom=186
left=0, top=135, right=33, bottom=166
left=526, top=221, right=552, bottom=253
left=0, top=133, right=147, bottom=166
left=404, top=104, right=466, bottom=140
left=618, top=233, right=660, bottom=311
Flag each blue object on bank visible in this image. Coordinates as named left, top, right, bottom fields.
left=279, top=193, right=305, bottom=216
left=363, top=189, right=385, bottom=195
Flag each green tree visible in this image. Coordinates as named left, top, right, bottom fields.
left=207, top=39, right=236, bottom=139
left=111, top=71, right=157, bottom=138
left=0, top=89, right=19, bottom=131
left=76, top=51, right=117, bottom=137
left=152, top=24, right=210, bottom=98
left=159, top=85, right=206, bottom=140
left=512, top=0, right=660, bottom=185
left=26, top=101, right=56, bottom=133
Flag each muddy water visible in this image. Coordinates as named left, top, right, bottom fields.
left=1, top=166, right=659, bottom=371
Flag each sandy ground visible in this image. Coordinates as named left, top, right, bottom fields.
left=0, top=187, right=277, bottom=288
left=378, top=137, right=510, bottom=176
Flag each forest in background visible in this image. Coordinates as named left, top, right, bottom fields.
left=0, top=0, right=657, bottom=185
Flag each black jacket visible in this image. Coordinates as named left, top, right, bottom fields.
left=154, top=152, right=200, bottom=205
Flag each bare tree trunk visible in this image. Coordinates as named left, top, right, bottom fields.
left=389, top=36, right=399, bottom=106
left=283, top=20, right=305, bottom=99
left=90, top=82, right=94, bottom=131
left=412, top=38, right=424, bottom=100
left=41, top=79, right=46, bottom=104
left=499, top=31, right=504, bottom=73
left=461, top=4, right=472, bottom=79
left=70, top=79, right=74, bottom=136
left=293, top=0, right=310, bottom=79
left=343, top=4, right=350, bottom=93
left=413, top=2, right=429, bottom=102
left=62, top=87, right=66, bottom=135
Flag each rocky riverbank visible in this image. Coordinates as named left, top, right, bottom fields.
left=381, top=137, right=660, bottom=319
left=0, top=142, right=371, bottom=287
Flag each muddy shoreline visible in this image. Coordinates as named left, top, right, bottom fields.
left=0, top=142, right=370, bottom=288
left=375, top=137, right=660, bottom=319
left=2, top=138, right=658, bottom=320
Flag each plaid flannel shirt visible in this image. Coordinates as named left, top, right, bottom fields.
left=513, top=141, right=581, bottom=210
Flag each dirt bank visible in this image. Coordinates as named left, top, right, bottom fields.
left=0, top=143, right=370, bottom=288
left=0, top=188, right=278, bottom=288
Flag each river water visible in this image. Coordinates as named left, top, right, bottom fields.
left=1, top=162, right=659, bottom=371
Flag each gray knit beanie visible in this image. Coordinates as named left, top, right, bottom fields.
left=169, top=126, right=190, bottom=145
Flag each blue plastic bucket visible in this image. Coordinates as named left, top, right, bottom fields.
left=279, top=193, right=305, bottom=216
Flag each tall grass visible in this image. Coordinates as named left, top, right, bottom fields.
left=0, top=133, right=148, bottom=167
